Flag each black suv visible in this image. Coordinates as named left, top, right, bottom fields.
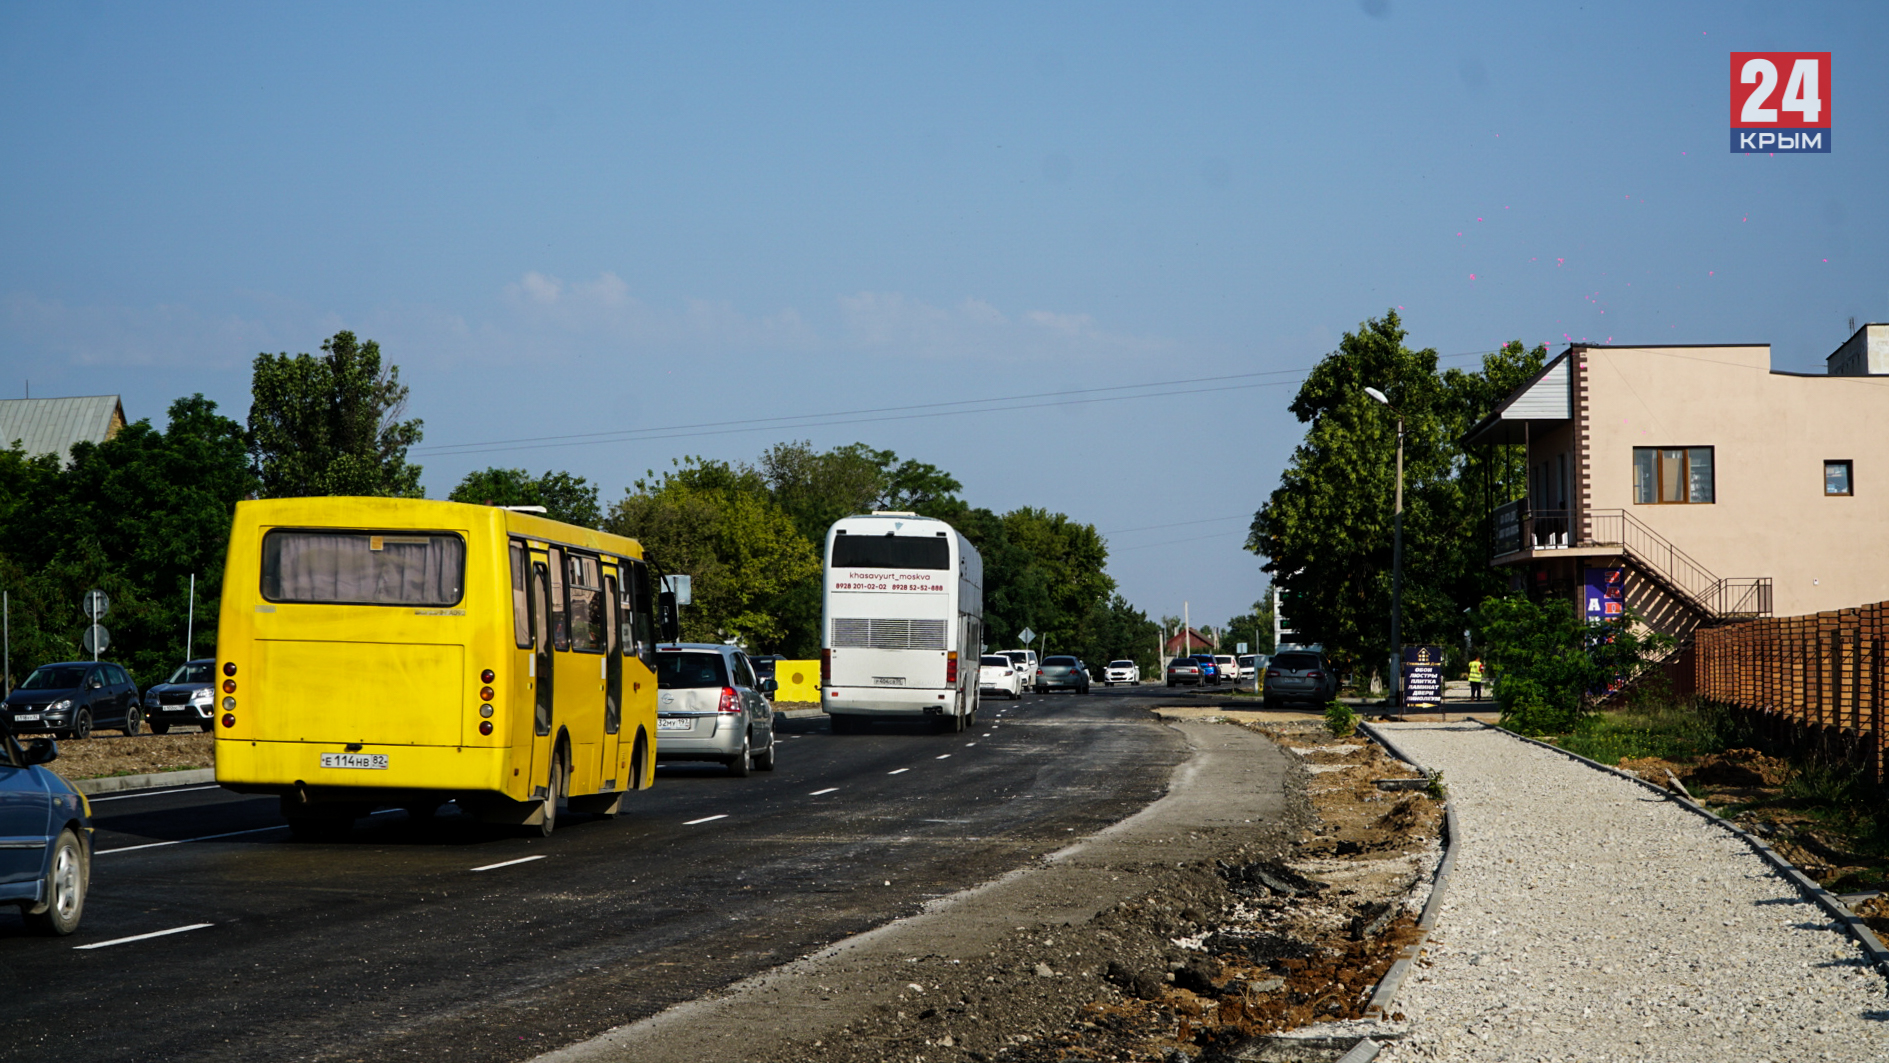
left=2, top=661, right=144, bottom=739
left=1262, top=651, right=1337, bottom=708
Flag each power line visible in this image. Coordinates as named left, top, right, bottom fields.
left=1103, top=514, right=1251, bottom=535
left=416, top=348, right=1504, bottom=459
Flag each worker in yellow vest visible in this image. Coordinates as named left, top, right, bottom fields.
left=1467, top=657, right=1485, bottom=701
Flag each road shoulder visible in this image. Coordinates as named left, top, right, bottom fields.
left=534, top=718, right=1304, bottom=1063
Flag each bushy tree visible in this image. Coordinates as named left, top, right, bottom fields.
left=0, top=396, right=255, bottom=688
left=248, top=331, right=424, bottom=498
left=1249, top=313, right=1543, bottom=679
left=448, top=467, right=601, bottom=527
left=604, top=458, right=820, bottom=650
left=1478, top=594, right=1673, bottom=734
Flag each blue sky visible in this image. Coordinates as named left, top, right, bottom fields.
left=3, top=2, right=1883, bottom=628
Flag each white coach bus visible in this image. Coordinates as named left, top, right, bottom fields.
left=821, top=512, right=983, bottom=733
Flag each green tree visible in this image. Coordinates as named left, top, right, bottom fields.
left=1075, top=594, right=1163, bottom=674
left=448, top=467, right=602, bottom=527
left=604, top=458, right=820, bottom=650
left=959, top=506, right=1112, bottom=655
left=248, top=330, right=424, bottom=498
left=1248, top=313, right=1544, bottom=679
left=0, top=396, right=255, bottom=688
left=759, top=440, right=967, bottom=547
left=1219, top=593, right=1276, bottom=657
left=1478, top=594, right=1673, bottom=734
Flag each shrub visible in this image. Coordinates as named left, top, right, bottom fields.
left=1324, top=702, right=1358, bottom=738
left=1477, top=595, right=1673, bottom=735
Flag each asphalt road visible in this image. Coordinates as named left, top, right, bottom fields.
left=0, top=686, right=1189, bottom=1063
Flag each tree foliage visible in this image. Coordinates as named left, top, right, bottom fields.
left=448, top=467, right=601, bottom=527
left=1478, top=594, right=1674, bottom=734
left=0, top=396, right=255, bottom=688
left=1249, top=311, right=1544, bottom=678
left=248, top=331, right=424, bottom=498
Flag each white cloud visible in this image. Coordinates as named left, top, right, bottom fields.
left=839, top=291, right=1172, bottom=362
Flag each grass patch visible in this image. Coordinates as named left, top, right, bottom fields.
left=1541, top=701, right=1734, bottom=766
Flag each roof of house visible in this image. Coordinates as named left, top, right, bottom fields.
left=1164, top=626, right=1218, bottom=651
left=0, top=395, right=127, bottom=462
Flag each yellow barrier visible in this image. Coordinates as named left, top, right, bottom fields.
left=771, top=659, right=822, bottom=704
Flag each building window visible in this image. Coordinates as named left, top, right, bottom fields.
left=1632, top=447, right=1714, bottom=504
left=1825, top=460, right=1853, bottom=496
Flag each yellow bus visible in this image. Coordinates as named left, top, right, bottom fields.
left=214, top=497, right=666, bottom=838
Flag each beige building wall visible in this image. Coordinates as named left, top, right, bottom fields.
left=1575, top=344, right=1889, bottom=617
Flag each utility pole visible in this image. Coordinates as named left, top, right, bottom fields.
left=1183, top=602, right=1191, bottom=657
left=3, top=590, right=9, bottom=697
left=185, top=573, right=196, bottom=662
left=1365, top=386, right=1405, bottom=707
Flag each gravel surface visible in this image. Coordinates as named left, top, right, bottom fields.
left=1375, top=722, right=1887, bottom=1063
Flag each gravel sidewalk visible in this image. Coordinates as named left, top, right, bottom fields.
left=1374, top=722, right=1886, bottom=1063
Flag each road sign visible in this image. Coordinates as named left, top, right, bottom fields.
left=1237, top=642, right=1249, bottom=654
left=1017, top=627, right=1036, bottom=645
left=82, top=624, right=111, bottom=655
left=83, top=589, right=110, bottom=620
left=662, top=574, right=693, bottom=605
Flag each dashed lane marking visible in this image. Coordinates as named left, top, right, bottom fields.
left=684, top=814, right=729, bottom=825
left=74, top=923, right=213, bottom=950
left=471, top=855, right=547, bottom=872
left=935, top=754, right=952, bottom=759
left=965, top=743, right=976, bottom=747
left=887, top=768, right=910, bottom=775
left=809, top=787, right=839, bottom=795
left=97, top=824, right=287, bottom=854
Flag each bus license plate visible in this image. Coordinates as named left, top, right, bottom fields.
left=873, top=676, right=906, bottom=686
left=657, top=718, right=692, bottom=731
left=320, top=753, right=389, bottom=770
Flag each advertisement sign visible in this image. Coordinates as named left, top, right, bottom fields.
left=1584, top=567, right=1625, bottom=622
left=1400, top=644, right=1445, bottom=709
left=1730, top=52, right=1830, bottom=153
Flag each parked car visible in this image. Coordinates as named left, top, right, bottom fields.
left=1035, top=655, right=1090, bottom=695
left=1214, top=654, right=1241, bottom=683
left=140, top=658, right=217, bottom=734
left=1103, top=660, right=1140, bottom=685
left=747, top=655, right=783, bottom=700
left=1189, top=654, right=1221, bottom=685
left=2, top=661, right=143, bottom=739
left=999, top=649, right=1039, bottom=679
left=653, top=644, right=778, bottom=776
left=1263, top=650, right=1338, bottom=707
left=1237, top=654, right=1267, bottom=683
left=978, top=655, right=1024, bottom=699
left=1165, top=658, right=1204, bottom=686
left=0, top=724, right=92, bottom=934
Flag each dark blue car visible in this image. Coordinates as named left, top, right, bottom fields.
left=1, top=661, right=143, bottom=739
left=0, top=726, right=92, bottom=935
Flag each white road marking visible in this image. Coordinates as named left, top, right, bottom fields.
left=88, top=785, right=221, bottom=803
left=97, top=824, right=286, bottom=854
left=965, top=743, right=976, bottom=747
left=684, top=814, right=729, bottom=825
left=935, top=754, right=952, bottom=760
left=981, top=733, right=992, bottom=737
left=809, top=787, right=839, bottom=796
left=74, top=923, right=213, bottom=950
left=887, top=768, right=910, bottom=775
left=471, top=855, right=546, bottom=872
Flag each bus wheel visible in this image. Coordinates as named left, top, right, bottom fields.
left=534, top=750, right=566, bottom=836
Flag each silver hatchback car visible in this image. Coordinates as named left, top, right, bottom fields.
left=653, top=644, right=778, bottom=776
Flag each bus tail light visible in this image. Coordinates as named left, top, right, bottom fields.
left=223, top=662, right=237, bottom=677
left=221, top=713, right=236, bottom=728
left=479, top=720, right=494, bottom=736
left=480, top=686, right=495, bottom=701
left=821, top=648, right=831, bottom=686
left=480, top=668, right=495, bottom=684
left=717, top=687, right=741, bottom=713
left=945, top=651, right=958, bottom=683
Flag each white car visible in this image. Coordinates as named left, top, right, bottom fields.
left=978, top=654, right=1024, bottom=699
left=1102, top=660, right=1140, bottom=686
left=1237, top=654, right=1267, bottom=686
left=1215, top=654, right=1241, bottom=682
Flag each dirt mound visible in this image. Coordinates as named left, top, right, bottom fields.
left=1688, top=748, right=1793, bottom=788
left=47, top=730, right=214, bottom=781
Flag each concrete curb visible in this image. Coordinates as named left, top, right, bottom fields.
left=68, top=767, right=217, bottom=795
left=1471, top=719, right=1889, bottom=978
left=1354, top=722, right=1460, bottom=1023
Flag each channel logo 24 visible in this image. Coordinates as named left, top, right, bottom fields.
left=1730, top=52, right=1830, bottom=153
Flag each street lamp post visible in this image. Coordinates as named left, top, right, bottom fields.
left=1365, top=386, right=1404, bottom=707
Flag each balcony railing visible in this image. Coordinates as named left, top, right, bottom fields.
left=1488, top=502, right=1771, bottom=619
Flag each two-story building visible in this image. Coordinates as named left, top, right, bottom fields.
left=1464, top=323, right=1889, bottom=642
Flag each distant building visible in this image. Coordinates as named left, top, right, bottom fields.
left=1465, top=322, right=1889, bottom=639
left=1164, top=627, right=1217, bottom=655
left=0, top=395, right=127, bottom=464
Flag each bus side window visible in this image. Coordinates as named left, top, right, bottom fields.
left=548, top=546, right=570, bottom=652
left=567, top=553, right=604, bottom=653
left=509, top=541, right=531, bottom=648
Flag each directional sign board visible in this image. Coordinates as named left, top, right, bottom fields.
left=83, top=589, right=110, bottom=620
left=1017, top=627, right=1036, bottom=646
left=1237, top=642, right=1249, bottom=654
left=82, top=624, right=111, bottom=656
left=662, top=574, right=693, bottom=605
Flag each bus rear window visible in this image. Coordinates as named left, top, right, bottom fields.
left=654, top=651, right=729, bottom=689
left=261, top=530, right=466, bottom=606
left=830, top=535, right=950, bottom=570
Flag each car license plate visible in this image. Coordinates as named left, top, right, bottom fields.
left=657, top=717, right=692, bottom=731
left=13, top=713, right=39, bottom=722
left=319, top=753, right=388, bottom=770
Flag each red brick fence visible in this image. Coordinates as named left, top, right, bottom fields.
left=1694, top=602, right=1889, bottom=782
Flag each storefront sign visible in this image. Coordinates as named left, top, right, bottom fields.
left=1584, top=567, right=1625, bottom=622
left=1401, top=644, right=1445, bottom=709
